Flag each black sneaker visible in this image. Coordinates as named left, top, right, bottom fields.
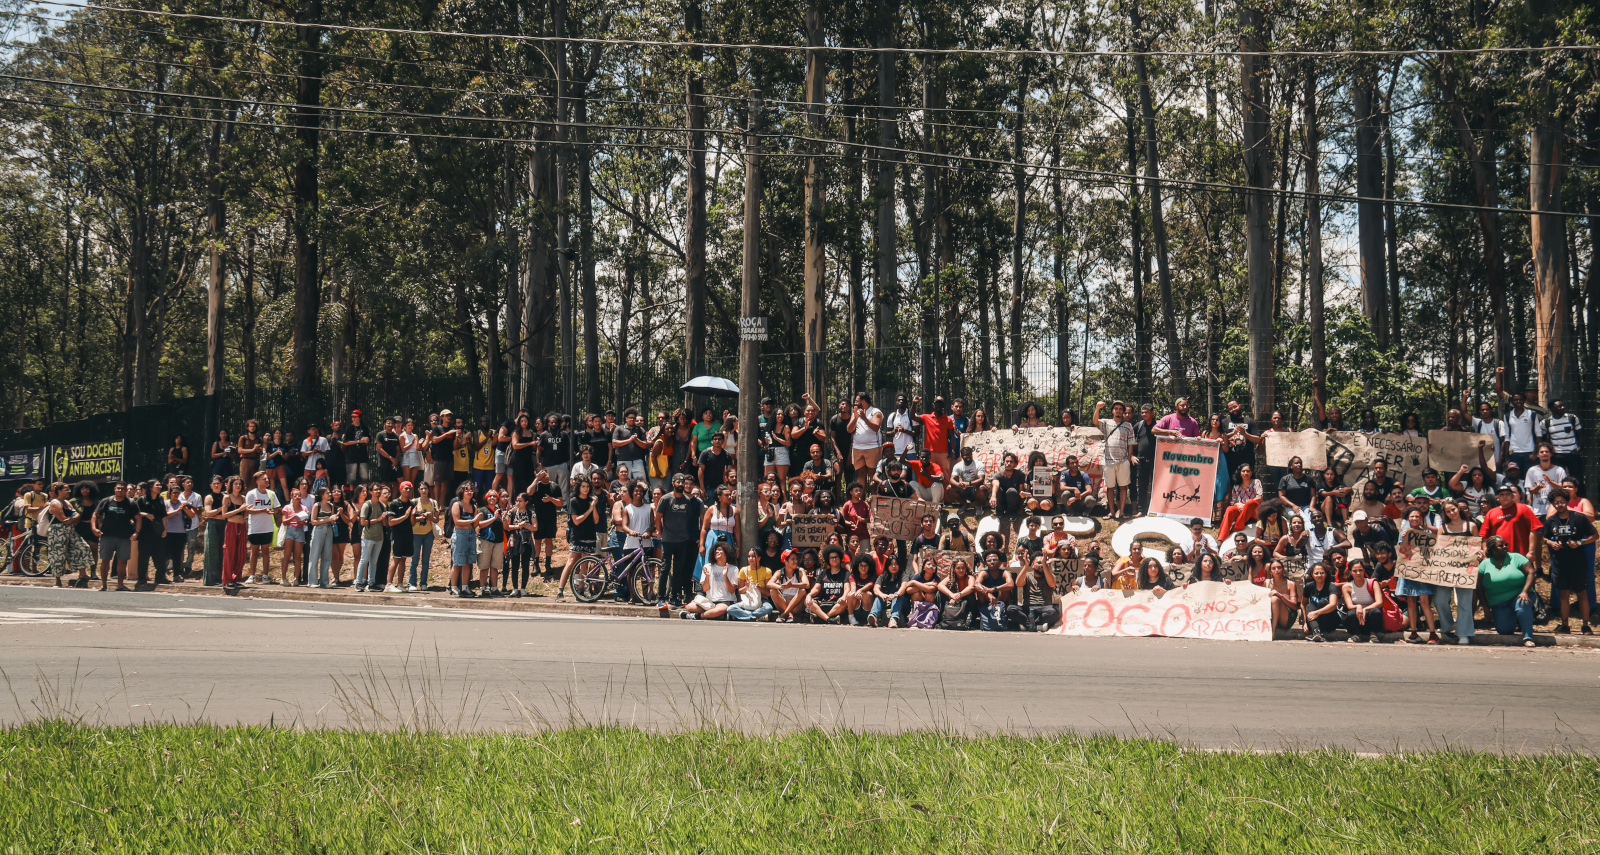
left=1555, top=623, right=1571, bottom=634
left=1583, top=624, right=1594, bottom=635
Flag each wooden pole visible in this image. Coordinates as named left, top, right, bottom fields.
left=738, top=89, right=765, bottom=557
left=803, top=0, right=826, bottom=402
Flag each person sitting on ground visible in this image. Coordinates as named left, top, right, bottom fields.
left=938, top=514, right=975, bottom=554
left=1478, top=534, right=1536, bottom=647
left=1135, top=556, right=1176, bottom=595
left=1267, top=559, right=1300, bottom=632
left=903, top=554, right=943, bottom=628
left=1275, top=513, right=1310, bottom=558
left=936, top=557, right=980, bottom=629
left=1055, top=456, right=1097, bottom=515
left=1302, top=561, right=1339, bottom=641
left=728, top=548, right=776, bottom=622
left=1180, top=518, right=1218, bottom=562
left=1008, top=555, right=1061, bottom=631
left=1109, top=541, right=1146, bottom=590
left=1318, top=467, right=1352, bottom=529
left=1016, top=516, right=1045, bottom=559
left=1339, top=559, right=1384, bottom=643
left=1023, top=451, right=1055, bottom=515
left=806, top=547, right=851, bottom=623
left=1187, top=552, right=1225, bottom=587
left=1042, top=516, right=1076, bottom=560
left=767, top=549, right=812, bottom=623
left=681, top=542, right=739, bottom=620
left=949, top=446, right=986, bottom=505
left=988, top=452, right=1028, bottom=522
left=974, top=551, right=1014, bottom=631
left=1218, top=464, right=1263, bottom=541
left=869, top=555, right=910, bottom=628
left=843, top=550, right=879, bottom=626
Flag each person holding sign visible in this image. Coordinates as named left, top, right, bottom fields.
left=1539, top=487, right=1596, bottom=635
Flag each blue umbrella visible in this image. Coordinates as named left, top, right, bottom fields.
left=680, top=375, right=740, bottom=397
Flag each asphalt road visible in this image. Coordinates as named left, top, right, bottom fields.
left=2, top=585, right=1597, bottom=753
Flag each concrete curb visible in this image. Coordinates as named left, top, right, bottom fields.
left=2, top=575, right=1598, bottom=647
left=0, top=574, right=652, bottom=618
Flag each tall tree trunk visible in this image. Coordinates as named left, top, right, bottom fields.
left=683, top=0, right=708, bottom=411
left=453, top=281, right=486, bottom=414
left=521, top=136, right=555, bottom=415
left=1528, top=101, right=1570, bottom=406
left=204, top=113, right=227, bottom=400
left=935, top=82, right=959, bottom=400
left=616, top=195, right=639, bottom=414
left=1010, top=72, right=1026, bottom=396
left=505, top=139, right=521, bottom=412
left=1353, top=54, right=1388, bottom=349
left=874, top=7, right=897, bottom=395
left=1052, top=140, right=1069, bottom=410
left=555, top=0, right=574, bottom=419
left=1438, top=62, right=1511, bottom=372
left=802, top=0, right=826, bottom=401
left=289, top=0, right=323, bottom=389
left=1271, top=75, right=1298, bottom=322
left=1240, top=4, right=1274, bottom=420
left=242, top=228, right=257, bottom=418
left=919, top=59, right=938, bottom=395
left=1132, top=5, right=1186, bottom=399
left=845, top=60, right=866, bottom=393
left=1382, top=67, right=1402, bottom=351
left=576, top=89, right=599, bottom=415
left=1305, top=67, right=1325, bottom=392
left=128, top=211, right=150, bottom=407
left=977, top=246, right=991, bottom=408
left=1127, top=97, right=1150, bottom=396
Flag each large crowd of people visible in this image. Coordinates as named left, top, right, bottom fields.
left=4, top=365, right=1591, bottom=643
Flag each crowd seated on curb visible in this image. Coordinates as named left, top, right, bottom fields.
left=3, top=374, right=1592, bottom=643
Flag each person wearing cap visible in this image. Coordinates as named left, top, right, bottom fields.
left=341, top=410, right=372, bottom=486
left=765, top=549, right=810, bottom=622
left=1479, top=482, right=1543, bottom=558
left=1348, top=509, right=1394, bottom=557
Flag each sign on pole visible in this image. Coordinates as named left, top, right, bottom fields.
left=738, top=316, right=769, bottom=341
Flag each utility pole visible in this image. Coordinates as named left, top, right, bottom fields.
left=802, top=0, right=826, bottom=402
left=738, top=89, right=764, bottom=558
left=555, top=0, right=575, bottom=425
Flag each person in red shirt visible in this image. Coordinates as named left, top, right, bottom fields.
left=840, top=482, right=872, bottom=541
left=903, top=456, right=945, bottom=504
left=911, top=395, right=956, bottom=489
left=1479, top=484, right=1544, bottom=558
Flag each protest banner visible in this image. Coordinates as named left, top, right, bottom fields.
left=869, top=495, right=936, bottom=541
left=51, top=440, right=124, bottom=482
left=1147, top=437, right=1223, bottom=520
left=961, top=427, right=1104, bottom=485
left=1325, top=431, right=1426, bottom=489
left=921, top=549, right=977, bottom=581
left=1264, top=430, right=1327, bottom=469
left=790, top=514, right=836, bottom=549
left=1, top=447, right=47, bottom=480
left=1051, top=580, right=1272, bottom=641
left=1427, top=429, right=1496, bottom=474
left=1396, top=530, right=1482, bottom=588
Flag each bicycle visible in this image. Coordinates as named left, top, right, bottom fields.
left=0, top=525, right=45, bottom=577
left=569, top=543, right=663, bottom=604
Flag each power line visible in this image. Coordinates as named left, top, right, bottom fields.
left=8, top=89, right=1593, bottom=223
left=45, top=2, right=1600, bottom=59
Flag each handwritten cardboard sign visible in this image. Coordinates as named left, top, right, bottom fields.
left=1050, top=580, right=1273, bottom=641
left=1264, top=430, right=1328, bottom=469
left=921, top=549, right=977, bottom=582
left=1326, top=431, right=1427, bottom=490
left=1147, top=437, right=1223, bottom=520
left=1049, top=558, right=1084, bottom=593
left=961, top=427, right=1105, bottom=486
left=869, top=495, right=936, bottom=541
left=1428, top=429, right=1497, bottom=474
left=790, top=513, right=836, bottom=549
left=1396, top=530, right=1481, bottom=588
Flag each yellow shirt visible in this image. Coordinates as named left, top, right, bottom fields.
left=21, top=491, right=48, bottom=523
left=411, top=497, right=438, bottom=535
left=472, top=430, right=495, bottom=471
left=738, top=564, right=774, bottom=590
left=453, top=438, right=471, bottom=473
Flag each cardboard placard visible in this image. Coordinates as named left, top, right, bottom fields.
left=921, top=548, right=977, bottom=581
left=961, top=427, right=1105, bottom=484
left=1396, top=530, right=1482, bottom=588
left=1264, top=430, right=1328, bottom=469
left=1049, top=558, right=1083, bottom=593
left=869, top=495, right=936, bottom=541
left=1148, top=437, right=1224, bottom=520
left=790, top=513, right=836, bottom=549
left=1427, top=430, right=1497, bottom=474
left=1050, top=580, right=1273, bottom=641
left=1325, top=431, right=1427, bottom=490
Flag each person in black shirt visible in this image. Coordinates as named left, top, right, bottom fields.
left=583, top=414, right=612, bottom=472
left=828, top=400, right=855, bottom=487
left=807, top=547, right=852, bottom=622
left=341, top=411, right=372, bottom=484
left=528, top=468, right=563, bottom=577
left=869, top=555, right=909, bottom=627
left=1302, top=561, right=1340, bottom=641
left=430, top=411, right=459, bottom=504
left=988, top=453, right=1028, bottom=544
left=135, top=480, right=168, bottom=584
left=1277, top=456, right=1315, bottom=518
left=384, top=482, right=415, bottom=591
left=1222, top=400, right=1260, bottom=478
left=326, top=417, right=348, bottom=487
left=92, top=481, right=140, bottom=591
left=697, top=432, right=733, bottom=496
left=539, top=419, right=572, bottom=498
left=877, top=458, right=914, bottom=498
left=1349, top=510, right=1395, bottom=558
left=795, top=443, right=836, bottom=488
left=1132, top=404, right=1158, bottom=513
left=1007, top=555, right=1061, bottom=631
left=376, top=418, right=402, bottom=486
left=1541, top=487, right=1598, bottom=633
left=1016, top=517, right=1045, bottom=558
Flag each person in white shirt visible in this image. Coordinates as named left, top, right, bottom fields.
left=847, top=392, right=885, bottom=489
left=950, top=446, right=986, bottom=505
left=885, top=394, right=917, bottom=457
left=681, top=541, right=739, bottom=620
left=1523, top=444, right=1569, bottom=516
left=242, top=472, right=280, bottom=583
left=178, top=476, right=205, bottom=575
left=1180, top=518, right=1219, bottom=561
left=300, top=424, right=331, bottom=479
left=1495, top=367, right=1539, bottom=469
left=1538, top=398, right=1581, bottom=474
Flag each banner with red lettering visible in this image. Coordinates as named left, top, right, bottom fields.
left=1050, top=580, right=1273, bottom=641
left=1146, top=437, right=1223, bottom=521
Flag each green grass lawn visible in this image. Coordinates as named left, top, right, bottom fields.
left=1, top=722, right=1595, bottom=853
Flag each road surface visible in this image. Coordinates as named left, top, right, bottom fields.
left=1, top=585, right=1596, bottom=753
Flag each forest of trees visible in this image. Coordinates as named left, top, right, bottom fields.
left=0, top=0, right=1595, bottom=431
